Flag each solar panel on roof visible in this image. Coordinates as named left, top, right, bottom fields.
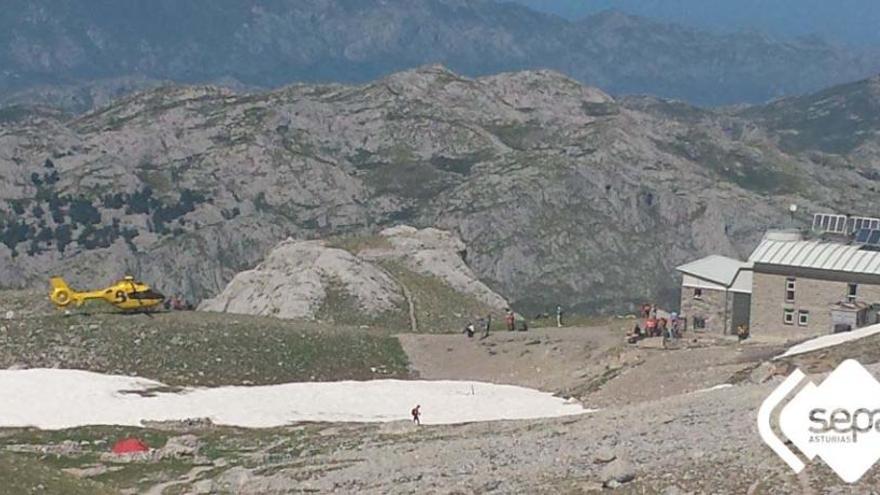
left=850, top=216, right=880, bottom=233
left=868, top=230, right=880, bottom=245
left=857, top=228, right=872, bottom=243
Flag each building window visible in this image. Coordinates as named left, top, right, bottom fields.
left=785, top=278, right=796, bottom=302
left=693, top=316, right=706, bottom=329
left=798, top=310, right=810, bottom=327
left=848, top=283, right=858, bottom=303
left=693, top=288, right=703, bottom=299
left=783, top=309, right=795, bottom=325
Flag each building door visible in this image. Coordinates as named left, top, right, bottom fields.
left=732, top=293, right=751, bottom=331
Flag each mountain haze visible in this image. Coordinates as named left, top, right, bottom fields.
left=1, top=0, right=878, bottom=109
left=510, top=0, right=880, bottom=47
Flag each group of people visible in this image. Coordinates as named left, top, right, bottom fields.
left=505, top=308, right=529, bottom=332
left=627, top=303, right=683, bottom=345
left=463, top=308, right=530, bottom=338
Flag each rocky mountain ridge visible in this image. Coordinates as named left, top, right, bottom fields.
left=1, top=66, right=879, bottom=313
left=1, top=0, right=878, bottom=109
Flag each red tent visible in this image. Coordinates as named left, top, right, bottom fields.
left=111, top=438, right=150, bottom=454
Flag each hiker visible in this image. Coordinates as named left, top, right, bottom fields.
left=642, top=303, right=651, bottom=319
left=627, top=323, right=642, bottom=344
left=516, top=313, right=528, bottom=332
left=463, top=322, right=475, bottom=338
left=411, top=405, right=421, bottom=425
left=556, top=305, right=564, bottom=327
left=482, top=313, right=492, bottom=339
left=505, top=309, right=515, bottom=331
left=645, top=316, right=658, bottom=337
left=658, top=317, right=668, bottom=338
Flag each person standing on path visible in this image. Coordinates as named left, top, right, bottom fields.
left=516, top=313, right=529, bottom=332
left=505, top=309, right=515, bottom=331
left=411, top=405, right=421, bottom=425
left=556, top=305, right=564, bottom=327
left=464, top=322, right=475, bottom=338
left=481, top=313, right=492, bottom=339
left=645, top=316, right=658, bottom=337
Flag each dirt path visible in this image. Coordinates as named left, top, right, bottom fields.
left=398, top=325, right=625, bottom=394
left=376, top=266, right=418, bottom=333
left=399, top=325, right=789, bottom=409
left=585, top=345, right=757, bottom=408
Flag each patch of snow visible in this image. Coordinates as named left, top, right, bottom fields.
left=775, top=323, right=880, bottom=359
left=0, top=369, right=591, bottom=430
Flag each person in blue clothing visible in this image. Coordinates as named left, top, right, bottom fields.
left=556, top=305, right=564, bottom=327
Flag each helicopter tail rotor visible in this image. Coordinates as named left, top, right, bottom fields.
left=49, top=277, right=75, bottom=307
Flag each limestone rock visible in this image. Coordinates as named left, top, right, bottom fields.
left=365, top=226, right=509, bottom=310
left=159, top=435, right=201, bottom=459
left=601, top=457, right=636, bottom=486
left=200, top=226, right=509, bottom=322
left=592, top=446, right=618, bottom=464
left=199, top=239, right=403, bottom=320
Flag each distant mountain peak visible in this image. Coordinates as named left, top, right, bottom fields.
left=1, top=0, right=878, bottom=110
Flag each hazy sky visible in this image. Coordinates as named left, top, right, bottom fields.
left=508, top=0, right=880, bottom=46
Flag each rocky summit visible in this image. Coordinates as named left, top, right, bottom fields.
left=1, top=66, right=879, bottom=313
left=199, top=226, right=508, bottom=329
left=198, top=239, right=405, bottom=323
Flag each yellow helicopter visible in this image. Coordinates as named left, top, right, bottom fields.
left=49, top=276, right=166, bottom=311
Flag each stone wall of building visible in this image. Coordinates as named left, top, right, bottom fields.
left=751, top=271, right=880, bottom=337
left=680, top=285, right=731, bottom=333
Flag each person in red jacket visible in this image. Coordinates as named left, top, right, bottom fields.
left=411, top=405, right=421, bottom=425
left=645, top=317, right=658, bottom=337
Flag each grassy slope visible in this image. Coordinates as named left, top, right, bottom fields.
left=378, top=261, right=501, bottom=333
left=0, top=452, right=118, bottom=495
left=0, top=423, right=361, bottom=495
left=0, top=291, right=410, bottom=386
left=324, top=234, right=507, bottom=333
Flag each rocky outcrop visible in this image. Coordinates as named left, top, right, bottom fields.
left=361, top=226, right=509, bottom=310
left=199, top=240, right=404, bottom=321
left=199, top=226, right=508, bottom=323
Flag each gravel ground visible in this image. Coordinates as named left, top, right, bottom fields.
left=4, top=295, right=880, bottom=493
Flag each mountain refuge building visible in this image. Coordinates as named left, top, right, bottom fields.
left=677, top=213, right=880, bottom=337
left=676, top=255, right=752, bottom=334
